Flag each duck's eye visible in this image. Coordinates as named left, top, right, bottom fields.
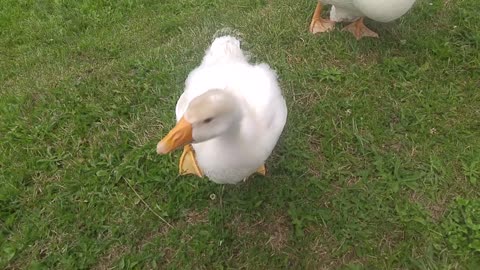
left=203, top=117, right=213, bottom=124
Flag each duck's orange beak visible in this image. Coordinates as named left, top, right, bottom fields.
left=156, top=117, right=193, bottom=154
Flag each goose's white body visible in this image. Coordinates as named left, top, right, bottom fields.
left=321, top=0, right=416, bottom=22
left=175, top=36, right=287, bottom=184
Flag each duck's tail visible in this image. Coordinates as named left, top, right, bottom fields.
left=201, top=35, right=247, bottom=66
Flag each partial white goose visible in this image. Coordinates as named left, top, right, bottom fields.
left=309, top=0, right=417, bottom=39
left=156, top=35, right=287, bottom=184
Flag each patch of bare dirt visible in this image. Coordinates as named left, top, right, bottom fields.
left=378, top=229, right=406, bottom=255
left=407, top=191, right=448, bottom=222
left=308, top=134, right=326, bottom=178
left=92, top=244, right=129, bottom=270
left=137, top=225, right=172, bottom=250
left=306, top=226, right=368, bottom=269
left=185, top=208, right=208, bottom=225
left=291, top=90, right=324, bottom=107
left=356, top=52, right=380, bottom=67
left=346, top=176, right=360, bottom=187
left=264, top=214, right=290, bottom=251
left=231, top=213, right=291, bottom=252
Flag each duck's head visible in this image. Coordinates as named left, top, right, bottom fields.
left=157, top=89, right=242, bottom=154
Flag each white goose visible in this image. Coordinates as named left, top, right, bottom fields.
left=309, top=0, right=417, bottom=39
left=156, top=35, right=287, bottom=184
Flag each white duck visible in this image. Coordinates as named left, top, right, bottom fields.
left=309, top=0, right=417, bottom=39
left=156, top=35, right=287, bottom=184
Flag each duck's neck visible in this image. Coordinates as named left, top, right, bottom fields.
left=216, top=118, right=243, bottom=144
left=211, top=97, right=253, bottom=146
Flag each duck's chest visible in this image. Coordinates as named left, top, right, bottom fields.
left=192, top=141, right=267, bottom=184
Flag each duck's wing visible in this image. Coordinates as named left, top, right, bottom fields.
left=237, top=63, right=287, bottom=135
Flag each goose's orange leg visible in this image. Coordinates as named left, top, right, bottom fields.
left=342, top=17, right=379, bottom=40
left=309, top=2, right=335, bottom=34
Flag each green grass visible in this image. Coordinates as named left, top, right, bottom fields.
left=1, top=0, right=480, bottom=268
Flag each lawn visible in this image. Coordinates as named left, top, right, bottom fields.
left=1, top=0, right=479, bottom=269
